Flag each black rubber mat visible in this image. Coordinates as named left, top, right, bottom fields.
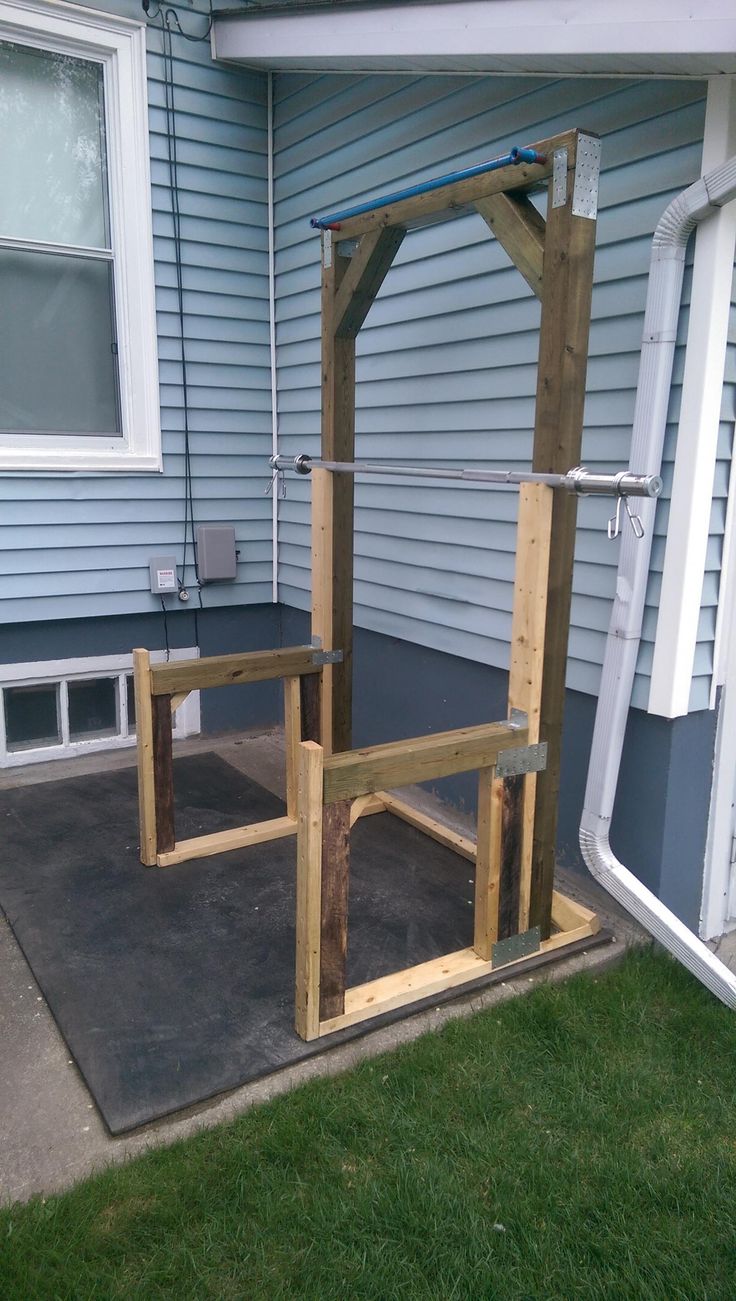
left=0, top=753, right=482, bottom=1133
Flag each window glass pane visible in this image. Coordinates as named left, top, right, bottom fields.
left=68, top=678, right=118, bottom=739
left=0, top=248, right=120, bottom=434
left=126, top=676, right=136, bottom=732
left=0, top=40, right=109, bottom=247
left=4, top=684, right=61, bottom=751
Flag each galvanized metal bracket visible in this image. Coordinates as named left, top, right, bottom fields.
left=492, top=926, right=541, bottom=969
left=509, top=707, right=528, bottom=731
left=322, top=229, right=333, bottom=268
left=336, top=237, right=361, bottom=259
left=495, top=741, right=548, bottom=779
left=572, top=134, right=601, bottom=220
left=311, top=649, right=343, bottom=666
left=552, top=147, right=568, bottom=208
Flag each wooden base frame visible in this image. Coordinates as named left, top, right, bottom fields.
left=295, top=731, right=599, bottom=1041
left=133, top=645, right=330, bottom=868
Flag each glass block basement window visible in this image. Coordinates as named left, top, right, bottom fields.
left=0, top=652, right=199, bottom=766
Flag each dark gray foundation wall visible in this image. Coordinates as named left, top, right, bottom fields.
left=2, top=602, right=716, bottom=929
left=0, top=604, right=283, bottom=736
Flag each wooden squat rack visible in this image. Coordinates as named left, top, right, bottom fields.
left=295, top=127, right=602, bottom=1039
left=133, top=127, right=603, bottom=1042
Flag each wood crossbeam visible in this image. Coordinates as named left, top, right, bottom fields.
left=474, top=191, right=545, bottom=297
left=333, top=227, right=405, bottom=338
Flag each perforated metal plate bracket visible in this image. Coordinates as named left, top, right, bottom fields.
left=552, top=147, right=568, bottom=208
left=572, top=134, right=601, bottom=220
left=337, top=238, right=361, bottom=258
left=492, top=927, right=541, bottom=969
left=322, top=229, right=333, bottom=268
left=495, top=741, right=548, bottom=779
left=311, top=649, right=343, bottom=666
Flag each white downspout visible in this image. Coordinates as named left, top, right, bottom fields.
left=579, top=154, right=736, bottom=1008
left=267, top=71, right=279, bottom=603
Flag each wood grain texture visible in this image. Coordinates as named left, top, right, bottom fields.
left=133, top=648, right=157, bottom=867
left=380, top=792, right=477, bottom=863
left=497, top=774, right=524, bottom=941
left=319, top=231, right=356, bottom=755
left=299, top=669, right=322, bottom=746
left=151, top=693, right=175, bottom=857
left=473, top=766, right=502, bottom=960
left=319, top=918, right=599, bottom=1035
left=283, top=675, right=302, bottom=821
left=323, top=720, right=527, bottom=803
left=529, top=132, right=597, bottom=939
left=506, top=483, right=554, bottom=930
left=295, top=741, right=324, bottom=1041
left=150, top=646, right=320, bottom=696
left=331, top=132, right=574, bottom=240
left=157, top=815, right=297, bottom=869
left=333, top=226, right=405, bottom=338
left=474, top=191, right=545, bottom=297
left=319, top=798, right=351, bottom=1021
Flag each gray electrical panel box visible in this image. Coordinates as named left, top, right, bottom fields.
left=197, top=525, right=237, bottom=581
left=149, top=555, right=178, bottom=596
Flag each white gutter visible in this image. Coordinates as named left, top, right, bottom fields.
left=267, top=71, right=279, bottom=603
left=579, top=153, right=736, bottom=1008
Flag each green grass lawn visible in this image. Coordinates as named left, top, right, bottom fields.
left=3, top=947, right=736, bottom=1300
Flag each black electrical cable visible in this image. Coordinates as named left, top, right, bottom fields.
left=160, top=596, right=171, bottom=661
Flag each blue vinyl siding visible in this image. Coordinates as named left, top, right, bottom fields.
left=0, top=0, right=271, bottom=624
left=273, top=73, right=708, bottom=708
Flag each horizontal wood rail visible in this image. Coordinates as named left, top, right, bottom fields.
left=322, top=720, right=528, bottom=804
left=150, top=645, right=324, bottom=696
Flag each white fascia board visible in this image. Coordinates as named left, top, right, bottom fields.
left=648, top=76, right=736, bottom=719
left=213, top=0, right=736, bottom=74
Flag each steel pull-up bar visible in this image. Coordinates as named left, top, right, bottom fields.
left=310, top=146, right=547, bottom=230
left=268, top=454, right=662, bottom=500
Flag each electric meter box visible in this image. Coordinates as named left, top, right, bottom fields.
left=197, top=525, right=237, bottom=581
left=149, top=556, right=178, bottom=596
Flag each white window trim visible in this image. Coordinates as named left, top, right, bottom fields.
left=0, top=0, right=161, bottom=473
left=0, top=648, right=200, bottom=767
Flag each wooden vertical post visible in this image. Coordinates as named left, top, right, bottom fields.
left=317, top=232, right=355, bottom=755
left=295, top=741, right=324, bottom=1040
left=133, top=648, right=157, bottom=867
left=529, top=135, right=598, bottom=937
left=473, top=764, right=502, bottom=959
left=300, top=670, right=322, bottom=745
left=311, top=466, right=334, bottom=754
left=151, top=693, right=175, bottom=858
left=497, top=484, right=554, bottom=933
left=283, top=675, right=302, bottom=820
left=319, top=799, right=351, bottom=1021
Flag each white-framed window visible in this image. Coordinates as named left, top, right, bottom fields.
left=0, top=0, right=161, bottom=472
left=0, top=649, right=200, bottom=767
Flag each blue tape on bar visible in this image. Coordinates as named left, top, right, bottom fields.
left=310, top=145, right=546, bottom=229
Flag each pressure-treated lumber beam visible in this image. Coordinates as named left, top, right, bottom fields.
left=157, top=815, right=296, bottom=869
left=323, top=720, right=527, bottom=803
left=150, top=646, right=322, bottom=696
left=379, top=792, right=476, bottom=862
left=295, top=741, right=324, bottom=1040
left=331, top=135, right=571, bottom=240
left=319, top=919, right=601, bottom=1035
left=133, top=648, right=157, bottom=867
left=333, top=226, right=405, bottom=338
left=317, top=233, right=356, bottom=753
left=473, top=766, right=502, bottom=959
left=529, top=132, right=598, bottom=939
left=498, top=483, right=553, bottom=932
left=474, top=191, right=545, bottom=298
left=319, top=797, right=351, bottom=1020
left=151, top=693, right=175, bottom=858
left=283, top=675, right=302, bottom=821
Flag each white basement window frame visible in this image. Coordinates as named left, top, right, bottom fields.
left=0, top=649, right=200, bottom=767
left=0, top=0, right=161, bottom=473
